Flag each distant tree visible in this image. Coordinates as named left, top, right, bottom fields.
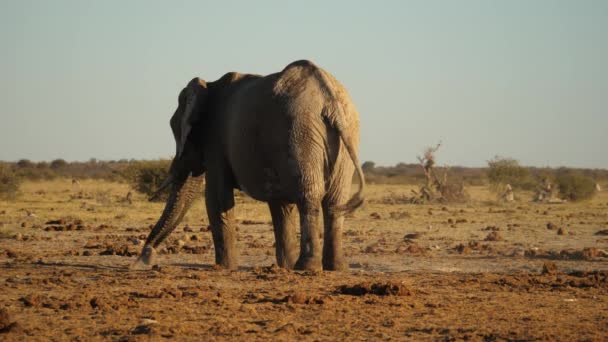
left=16, top=159, right=34, bottom=168
left=486, top=156, right=532, bottom=191
left=36, top=161, right=49, bottom=169
left=362, top=161, right=376, bottom=173
left=50, top=159, right=68, bottom=169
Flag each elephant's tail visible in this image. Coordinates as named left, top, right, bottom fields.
left=312, top=66, right=365, bottom=214
left=323, top=103, right=365, bottom=215
left=337, top=128, right=366, bottom=215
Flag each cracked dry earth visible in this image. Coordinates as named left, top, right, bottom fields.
left=1, top=180, right=608, bottom=341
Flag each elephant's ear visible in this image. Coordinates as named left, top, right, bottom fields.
left=172, top=78, right=208, bottom=159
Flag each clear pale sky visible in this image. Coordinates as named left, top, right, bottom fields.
left=1, top=1, right=606, bottom=168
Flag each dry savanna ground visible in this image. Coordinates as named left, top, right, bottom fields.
left=1, top=179, right=607, bottom=341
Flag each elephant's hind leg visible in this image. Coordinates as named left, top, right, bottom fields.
left=268, top=202, right=298, bottom=269
left=294, top=201, right=323, bottom=271
left=322, top=201, right=348, bottom=271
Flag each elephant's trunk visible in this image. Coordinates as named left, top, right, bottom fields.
left=131, top=173, right=205, bottom=268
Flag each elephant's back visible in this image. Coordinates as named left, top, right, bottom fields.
left=221, top=61, right=356, bottom=202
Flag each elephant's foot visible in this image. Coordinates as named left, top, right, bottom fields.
left=323, top=258, right=348, bottom=271
left=129, top=245, right=156, bottom=270
left=294, top=256, right=322, bottom=271
left=215, top=254, right=239, bottom=270
left=276, top=252, right=298, bottom=270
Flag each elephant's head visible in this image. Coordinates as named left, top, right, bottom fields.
left=132, top=78, right=209, bottom=268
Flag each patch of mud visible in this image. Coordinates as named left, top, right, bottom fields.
left=338, top=282, right=413, bottom=296
left=494, top=271, right=608, bottom=290
left=525, top=247, right=607, bottom=260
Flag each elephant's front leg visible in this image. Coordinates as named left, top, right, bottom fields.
left=268, top=202, right=298, bottom=269
left=294, top=201, right=323, bottom=271
left=206, top=178, right=238, bottom=270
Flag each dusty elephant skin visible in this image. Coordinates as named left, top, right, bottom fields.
left=133, top=60, right=365, bottom=271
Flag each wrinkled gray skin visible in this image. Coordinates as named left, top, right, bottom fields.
left=132, top=60, right=365, bottom=271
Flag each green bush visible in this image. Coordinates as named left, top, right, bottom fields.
left=122, top=160, right=172, bottom=201
left=0, top=165, right=21, bottom=199
left=487, top=156, right=534, bottom=191
left=555, top=170, right=597, bottom=201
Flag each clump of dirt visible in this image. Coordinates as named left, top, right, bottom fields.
left=252, top=264, right=290, bottom=281
left=389, top=211, right=411, bottom=219
left=454, top=244, right=471, bottom=255
left=43, top=218, right=87, bottom=232
left=525, top=247, right=607, bottom=260
left=396, top=242, right=427, bottom=255
left=484, top=231, right=503, bottom=241
left=541, top=262, right=557, bottom=275
left=181, top=245, right=207, bottom=254
left=99, top=245, right=137, bottom=257
left=129, top=288, right=183, bottom=300
left=560, top=248, right=607, bottom=260
left=3, top=249, right=17, bottom=258
left=338, top=282, right=413, bottom=296
left=453, top=241, right=495, bottom=255
left=566, top=271, right=608, bottom=288
left=481, top=225, right=500, bottom=231
left=546, top=222, right=558, bottom=230
left=0, top=309, right=20, bottom=334
left=284, top=292, right=326, bottom=304
left=403, top=232, right=423, bottom=240
left=373, top=194, right=411, bottom=205
left=20, top=293, right=52, bottom=307
left=370, top=212, right=381, bottom=220
left=557, top=227, right=567, bottom=235
left=240, top=219, right=269, bottom=225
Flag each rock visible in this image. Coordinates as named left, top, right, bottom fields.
left=546, top=222, right=557, bottom=230
left=557, top=227, right=567, bottom=235
left=370, top=212, right=381, bottom=220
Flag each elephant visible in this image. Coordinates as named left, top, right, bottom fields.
left=132, top=60, right=365, bottom=271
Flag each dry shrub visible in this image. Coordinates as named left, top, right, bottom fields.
left=0, top=164, right=21, bottom=200
left=122, top=160, right=172, bottom=201
left=555, top=170, right=597, bottom=201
